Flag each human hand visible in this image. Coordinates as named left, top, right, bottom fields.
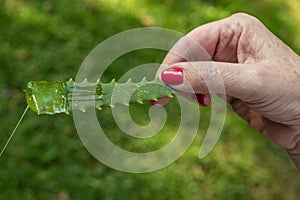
left=156, top=13, right=300, bottom=169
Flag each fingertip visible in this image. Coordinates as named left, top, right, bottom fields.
left=161, top=67, right=184, bottom=85
left=150, top=97, right=171, bottom=106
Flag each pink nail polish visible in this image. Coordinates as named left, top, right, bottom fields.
left=150, top=100, right=157, bottom=106
left=161, top=67, right=183, bottom=85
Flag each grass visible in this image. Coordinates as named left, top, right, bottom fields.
left=1, top=0, right=300, bottom=199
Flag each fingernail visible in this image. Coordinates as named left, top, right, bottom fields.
left=161, top=67, right=183, bottom=85
left=196, top=94, right=211, bottom=107
left=150, top=97, right=171, bottom=106
left=150, top=100, right=157, bottom=106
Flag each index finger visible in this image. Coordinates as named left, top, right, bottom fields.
left=158, top=13, right=256, bottom=74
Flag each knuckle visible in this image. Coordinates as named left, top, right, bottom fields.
left=229, top=12, right=263, bottom=26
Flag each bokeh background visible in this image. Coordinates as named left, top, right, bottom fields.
left=1, top=0, right=300, bottom=199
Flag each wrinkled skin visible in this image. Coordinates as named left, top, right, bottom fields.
left=157, top=13, right=300, bottom=169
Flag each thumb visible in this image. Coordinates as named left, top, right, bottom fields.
left=160, top=61, right=261, bottom=101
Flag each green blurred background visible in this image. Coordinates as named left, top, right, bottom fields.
left=1, top=0, right=300, bottom=199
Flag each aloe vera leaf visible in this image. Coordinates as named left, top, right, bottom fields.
left=25, top=78, right=174, bottom=115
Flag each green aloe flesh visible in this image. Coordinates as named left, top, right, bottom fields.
left=25, top=78, right=174, bottom=115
